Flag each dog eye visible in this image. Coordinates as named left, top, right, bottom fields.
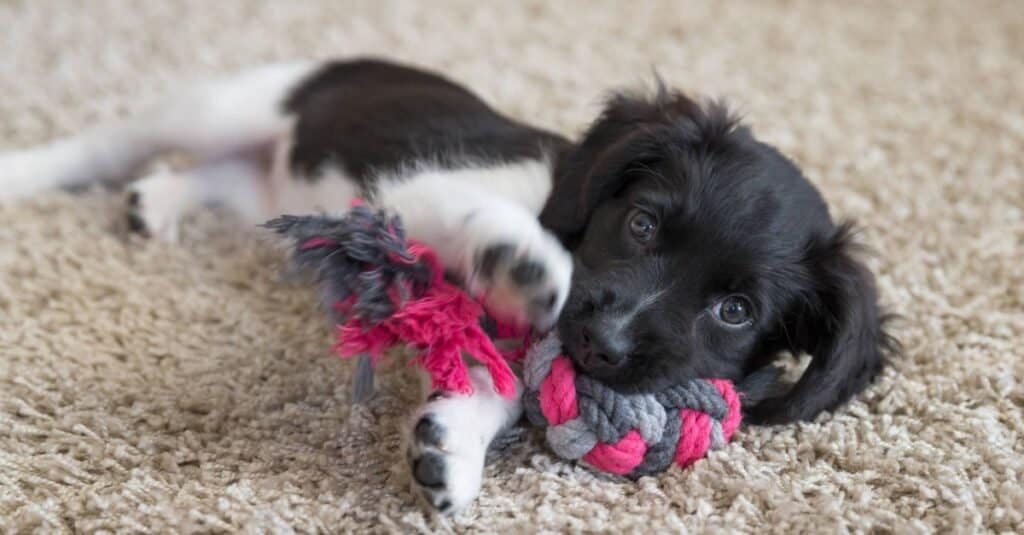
left=715, top=295, right=753, bottom=326
left=628, top=209, right=658, bottom=243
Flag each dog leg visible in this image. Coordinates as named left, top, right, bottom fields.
left=406, top=366, right=523, bottom=515
left=0, top=62, right=313, bottom=201
left=125, top=156, right=268, bottom=242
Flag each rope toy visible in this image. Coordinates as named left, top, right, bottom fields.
left=522, top=332, right=741, bottom=476
left=267, top=205, right=741, bottom=476
left=264, top=204, right=520, bottom=402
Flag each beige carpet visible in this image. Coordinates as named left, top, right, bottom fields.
left=1, top=1, right=1022, bottom=532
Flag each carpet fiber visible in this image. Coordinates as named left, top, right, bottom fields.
left=1, top=1, right=1022, bottom=532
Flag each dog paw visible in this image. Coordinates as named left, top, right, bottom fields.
left=406, top=399, right=489, bottom=515
left=461, top=209, right=573, bottom=331
left=125, top=168, right=190, bottom=242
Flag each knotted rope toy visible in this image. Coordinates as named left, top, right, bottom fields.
left=522, top=332, right=741, bottom=476
left=267, top=205, right=741, bottom=476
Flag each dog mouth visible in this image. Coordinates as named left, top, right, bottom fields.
left=557, top=320, right=688, bottom=395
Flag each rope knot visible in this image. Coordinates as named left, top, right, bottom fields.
left=523, top=332, right=741, bottom=477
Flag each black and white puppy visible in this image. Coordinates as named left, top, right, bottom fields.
left=0, top=59, right=896, bottom=513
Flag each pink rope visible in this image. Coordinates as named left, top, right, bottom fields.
left=711, top=379, right=742, bottom=441
left=584, top=430, right=648, bottom=475
left=674, top=410, right=713, bottom=468
left=539, top=357, right=579, bottom=425
left=332, top=240, right=517, bottom=398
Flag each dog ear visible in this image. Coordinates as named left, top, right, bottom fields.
left=539, top=91, right=704, bottom=243
left=744, top=224, right=898, bottom=424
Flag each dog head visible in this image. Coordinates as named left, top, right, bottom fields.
left=541, top=88, right=897, bottom=424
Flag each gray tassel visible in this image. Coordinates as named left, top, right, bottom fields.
left=351, top=353, right=376, bottom=404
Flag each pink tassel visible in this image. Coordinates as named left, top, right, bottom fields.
left=332, top=240, right=518, bottom=398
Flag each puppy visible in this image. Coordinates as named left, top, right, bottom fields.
left=0, top=58, right=896, bottom=513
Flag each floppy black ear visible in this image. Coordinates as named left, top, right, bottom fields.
left=539, top=91, right=706, bottom=243
left=745, top=224, right=898, bottom=424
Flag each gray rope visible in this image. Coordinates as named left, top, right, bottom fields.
left=575, top=376, right=668, bottom=444
left=654, top=380, right=730, bottom=420
left=546, top=418, right=599, bottom=460
left=631, top=408, right=682, bottom=476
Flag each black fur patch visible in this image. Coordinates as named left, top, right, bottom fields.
left=283, top=59, right=570, bottom=187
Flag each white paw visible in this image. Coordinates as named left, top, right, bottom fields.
left=460, top=205, right=573, bottom=331
left=126, top=167, right=192, bottom=242
left=406, top=394, right=491, bottom=515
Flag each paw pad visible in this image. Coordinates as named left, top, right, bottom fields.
left=414, top=416, right=446, bottom=449
left=412, top=451, right=447, bottom=488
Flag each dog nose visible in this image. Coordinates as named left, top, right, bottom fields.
left=580, top=323, right=632, bottom=367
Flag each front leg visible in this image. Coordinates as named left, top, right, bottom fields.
left=379, top=172, right=563, bottom=512
left=378, top=173, right=572, bottom=330
left=407, top=366, right=523, bottom=514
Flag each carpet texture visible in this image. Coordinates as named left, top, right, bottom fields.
left=1, top=1, right=1022, bottom=533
